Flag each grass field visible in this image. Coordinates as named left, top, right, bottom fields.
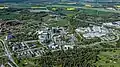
left=48, top=19, right=69, bottom=27
left=95, top=50, right=120, bottom=67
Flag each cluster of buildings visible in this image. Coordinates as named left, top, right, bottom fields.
left=37, top=27, right=77, bottom=49
left=103, top=21, right=120, bottom=28
left=9, top=41, right=44, bottom=58
left=76, top=25, right=112, bottom=38
left=7, top=26, right=77, bottom=59
left=100, top=34, right=116, bottom=41
left=11, top=42, right=28, bottom=52
left=17, top=48, right=44, bottom=58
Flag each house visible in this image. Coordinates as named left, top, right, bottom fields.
left=48, top=43, right=59, bottom=49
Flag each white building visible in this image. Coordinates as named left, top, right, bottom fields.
left=76, top=26, right=109, bottom=38
left=103, top=21, right=120, bottom=28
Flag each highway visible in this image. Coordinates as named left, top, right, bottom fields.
left=0, top=39, right=18, bottom=67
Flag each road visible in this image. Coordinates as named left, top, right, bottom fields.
left=0, top=39, right=18, bottom=67
left=22, top=42, right=34, bottom=54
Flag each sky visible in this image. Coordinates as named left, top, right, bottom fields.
left=0, top=0, right=4, bottom=2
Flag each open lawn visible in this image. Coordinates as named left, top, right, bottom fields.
left=48, top=19, right=69, bottom=27
left=95, top=50, right=120, bottom=67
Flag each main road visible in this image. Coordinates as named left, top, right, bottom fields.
left=0, top=39, right=18, bottom=67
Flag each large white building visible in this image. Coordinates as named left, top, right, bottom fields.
left=103, top=21, right=120, bottom=28
left=76, top=26, right=110, bottom=38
